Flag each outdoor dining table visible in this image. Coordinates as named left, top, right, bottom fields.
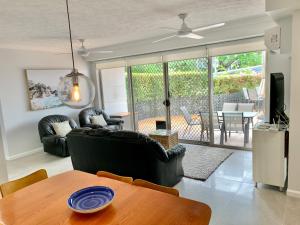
left=217, top=111, right=257, bottom=146
left=0, top=170, right=211, bottom=225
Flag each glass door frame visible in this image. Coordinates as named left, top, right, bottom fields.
left=128, top=62, right=168, bottom=134
left=98, top=49, right=265, bottom=150
left=126, top=60, right=212, bottom=145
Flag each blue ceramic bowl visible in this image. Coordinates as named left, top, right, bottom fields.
left=67, top=186, right=114, bottom=214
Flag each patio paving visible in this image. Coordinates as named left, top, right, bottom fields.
left=137, top=114, right=254, bottom=148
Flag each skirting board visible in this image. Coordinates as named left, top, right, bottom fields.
left=287, top=189, right=300, bottom=198
left=6, top=147, right=43, bottom=160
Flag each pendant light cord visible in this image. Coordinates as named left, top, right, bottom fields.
left=66, top=0, right=75, bottom=71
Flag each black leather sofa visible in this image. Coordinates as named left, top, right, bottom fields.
left=79, top=107, right=123, bottom=130
left=67, top=129, right=186, bottom=186
left=38, top=115, right=78, bottom=157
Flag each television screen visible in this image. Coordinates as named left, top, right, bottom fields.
left=269, top=73, right=288, bottom=124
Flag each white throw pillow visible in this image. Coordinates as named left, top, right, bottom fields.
left=91, top=115, right=107, bottom=126
left=51, top=121, right=72, bottom=137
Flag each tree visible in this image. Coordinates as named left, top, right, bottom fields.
left=214, top=51, right=263, bottom=72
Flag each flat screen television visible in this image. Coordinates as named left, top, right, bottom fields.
left=269, top=73, right=289, bottom=124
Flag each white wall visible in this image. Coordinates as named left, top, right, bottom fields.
left=266, top=53, right=291, bottom=117
left=288, top=10, right=300, bottom=197
left=266, top=0, right=300, bottom=12
left=0, top=48, right=90, bottom=159
left=0, top=100, right=8, bottom=183
left=265, top=16, right=292, bottom=119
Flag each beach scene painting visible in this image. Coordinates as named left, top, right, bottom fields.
left=26, top=69, right=71, bottom=111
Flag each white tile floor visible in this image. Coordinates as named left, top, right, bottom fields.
left=6, top=145, right=300, bottom=225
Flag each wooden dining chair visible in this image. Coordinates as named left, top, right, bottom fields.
left=0, top=169, right=48, bottom=197
left=96, top=171, right=133, bottom=184
left=133, top=179, right=179, bottom=196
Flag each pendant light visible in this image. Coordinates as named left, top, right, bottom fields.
left=58, top=0, right=95, bottom=109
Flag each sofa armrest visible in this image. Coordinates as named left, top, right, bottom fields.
left=166, top=144, right=186, bottom=160
left=42, top=135, right=66, bottom=145
left=106, top=118, right=124, bottom=125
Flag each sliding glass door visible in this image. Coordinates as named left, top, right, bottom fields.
left=168, top=58, right=210, bottom=143
left=99, top=49, right=265, bottom=149
left=131, top=63, right=166, bottom=134
left=211, top=51, right=265, bottom=148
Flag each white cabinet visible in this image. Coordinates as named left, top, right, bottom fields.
left=252, top=128, right=287, bottom=190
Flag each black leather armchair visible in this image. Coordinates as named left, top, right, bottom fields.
left=67, top=129, right=186, bottom=186
left=79, top=107, right=123, bottom=130
left=38, top=115, right=78, bottom=157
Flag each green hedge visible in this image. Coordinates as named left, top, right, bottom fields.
left=131, top=72, right=262, bottom=102
left=213, top=74, right=262, bottom=95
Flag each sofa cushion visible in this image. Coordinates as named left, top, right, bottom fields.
left=88, top=128, right=113, bottom=137
left=91, top=115, right=107, bottom=126
left=51, top=121, right=72, bottom=137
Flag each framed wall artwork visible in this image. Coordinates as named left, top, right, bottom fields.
left=25, top=69, right=71, bottom=111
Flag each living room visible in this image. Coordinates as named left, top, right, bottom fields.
left=0, top=0, right=300, bottom=225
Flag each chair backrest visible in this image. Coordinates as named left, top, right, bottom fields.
left=242, top=88, right=249, bottom=100
left=133, top=179, right=179, bottom=196
left=180, top=106, right=192, bottom=124
left=79, top=107, right=110, bottom=127
left=222, top=112, right=244, bottom=132
left=257, top=78, right=265, bottom=97
left=97, top=171, right=133, bottom=184
left=222, top=103, right=237, bottom=111
left=0, top=169, right=48, bottom=197
left=237, top=103, right=254, bottom=112
left=248, top=89, right=258, bottom=101
left=38, top=115, right=77, bottom=140
left=199, top=112, right=220, bottom=129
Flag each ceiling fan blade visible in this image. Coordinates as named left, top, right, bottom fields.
left=152, top=35, right=177, bottom=43
left=160, top=27, right=180, bottom=31
left=192, top=22, right=225, bottom=32
left=184, top=33, right=203, bottom=39
left=55, top=52, right=71, bottom=55
left=90, top=50, right=113, bottom=54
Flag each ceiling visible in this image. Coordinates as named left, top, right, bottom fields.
left=0, top=0, right=274, bottom=59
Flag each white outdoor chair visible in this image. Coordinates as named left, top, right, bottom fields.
left=222, top=103, right=237, bottom=111
left=242, top=88, right=250, bottom=102
left=180, top=106, right=201, bottom=136
left=237, top=103, right=254, bottom=112
left=248, top=88, right=264, bottom=112
left=199, top=112, right=221, bottom=141
left=222, top=112, right=245, bottom=144
left=248, top=89, right=258, bottom=101
left=238, top=103, right=255, bottom=126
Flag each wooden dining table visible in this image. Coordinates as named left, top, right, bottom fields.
left=0, top=170, right=211, bottom=225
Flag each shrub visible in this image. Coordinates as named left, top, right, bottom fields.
left=131, top=72, right=262, bottom=102
left=213, top=74, right=262, bottom=95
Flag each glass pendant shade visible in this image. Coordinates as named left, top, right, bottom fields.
left=58, top=69, right=95, bottom=109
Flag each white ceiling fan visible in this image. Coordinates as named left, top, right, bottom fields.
left=77, top=39, right=113, bottom=57
left=153, top=13, right=225, bottom=43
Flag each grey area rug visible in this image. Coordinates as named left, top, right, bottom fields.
left=182, top=145, right=233, bottom=181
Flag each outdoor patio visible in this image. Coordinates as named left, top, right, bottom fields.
left=137, top=114, right=259, bottom=148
